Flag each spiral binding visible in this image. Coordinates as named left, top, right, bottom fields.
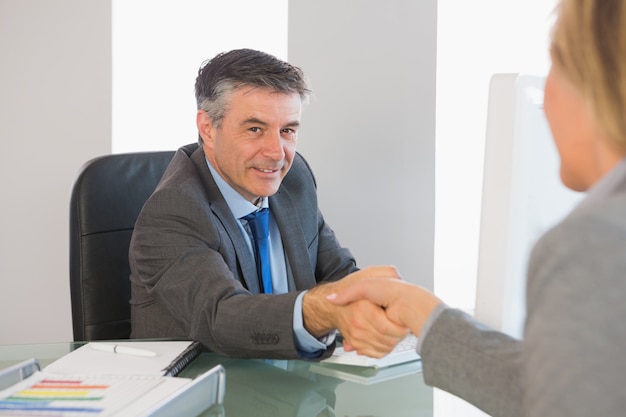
left=162, top=341, right=204, bottom=377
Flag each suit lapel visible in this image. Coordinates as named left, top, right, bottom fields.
left=190, top=149, right=261, bottom=293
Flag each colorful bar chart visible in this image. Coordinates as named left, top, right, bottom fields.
left=0, top=378, right=106, bottom=414
left=0, top=374, right=166, bottom=416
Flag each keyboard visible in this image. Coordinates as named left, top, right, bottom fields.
left=321, top=334, right=421, bottom=368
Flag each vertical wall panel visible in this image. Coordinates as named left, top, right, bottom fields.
left=288, top=0, right=437, bottom=288
left=0, top=0, right=111, bottom=343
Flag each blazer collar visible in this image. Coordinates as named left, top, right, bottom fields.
left=190, top=148, right=261, bottom=293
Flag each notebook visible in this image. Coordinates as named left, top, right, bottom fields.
left=0, top=341, right=223, bottom=417
left=43, top=341, right=203, bottom=376
left=322, top=333, right=421, bottom=368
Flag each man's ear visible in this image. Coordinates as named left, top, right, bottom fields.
left=196, top=110, right=214, bottom=147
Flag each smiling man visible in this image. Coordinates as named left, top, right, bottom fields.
left=128, top=49, right=407, bottom=359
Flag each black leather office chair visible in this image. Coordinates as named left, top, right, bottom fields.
left=69, top=150, right=175, bottom=341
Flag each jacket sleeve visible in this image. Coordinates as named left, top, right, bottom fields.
left=420, top=308, right=523, bottom=417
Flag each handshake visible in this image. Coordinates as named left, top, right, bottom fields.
left=302, top=265, right=442, bottom=358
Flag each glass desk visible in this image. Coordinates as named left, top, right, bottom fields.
left=0, top=342, right=484, bottom=417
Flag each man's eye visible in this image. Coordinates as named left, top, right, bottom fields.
left=249, top=127, right=261, bottom=133
left=282, top=128, right=295, bottom=134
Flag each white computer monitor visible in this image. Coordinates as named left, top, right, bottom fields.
left=473, top=73, right=583, bottom=338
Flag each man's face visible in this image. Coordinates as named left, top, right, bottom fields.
left=198, top=87, right=302, bottom=203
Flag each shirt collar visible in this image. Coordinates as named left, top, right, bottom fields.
left=205, top=157, right=269, bottom=219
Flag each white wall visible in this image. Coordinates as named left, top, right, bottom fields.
left=434, top=2, right=559, bottom=416
left=111, top=0, right=288, bottom=153
left=435, top=0, right=558, bottom=309
left=0, top=0, right=111, bottom=344
left=288, top=0, right=437, bottom=288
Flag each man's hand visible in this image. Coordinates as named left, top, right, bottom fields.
left=326, top=278, right=442, bottom=339
left=302, top=266, right=410, bottom=358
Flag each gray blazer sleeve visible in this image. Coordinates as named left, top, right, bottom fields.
left=420, top=308, right=523, bottom=417
left=419, top=191, right=626, bottom=417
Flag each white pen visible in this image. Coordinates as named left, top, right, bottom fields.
left=90, top=343, right=157, bottom=358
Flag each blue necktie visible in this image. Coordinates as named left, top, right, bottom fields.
left=242, top=208, right=273, bottom=294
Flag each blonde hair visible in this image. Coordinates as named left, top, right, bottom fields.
left=550, top=0, right=626, bottom=151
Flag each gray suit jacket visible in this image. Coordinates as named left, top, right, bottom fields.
left=420, top=160, right=626, bottom=417
left=129, top=144, right=357, bottom=359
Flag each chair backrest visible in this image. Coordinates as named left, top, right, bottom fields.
left=69, top=150, right=175, bottom=341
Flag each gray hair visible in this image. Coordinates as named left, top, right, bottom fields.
left=195, top=49, right=311, bottom=137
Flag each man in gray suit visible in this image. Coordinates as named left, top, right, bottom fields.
left=129, top=49, right=406, bottom=359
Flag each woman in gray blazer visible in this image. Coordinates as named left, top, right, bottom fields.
left=329, top=1, right=626, bottom=416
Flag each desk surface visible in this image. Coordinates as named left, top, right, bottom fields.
left=0, top=342, right=480, bottom=417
